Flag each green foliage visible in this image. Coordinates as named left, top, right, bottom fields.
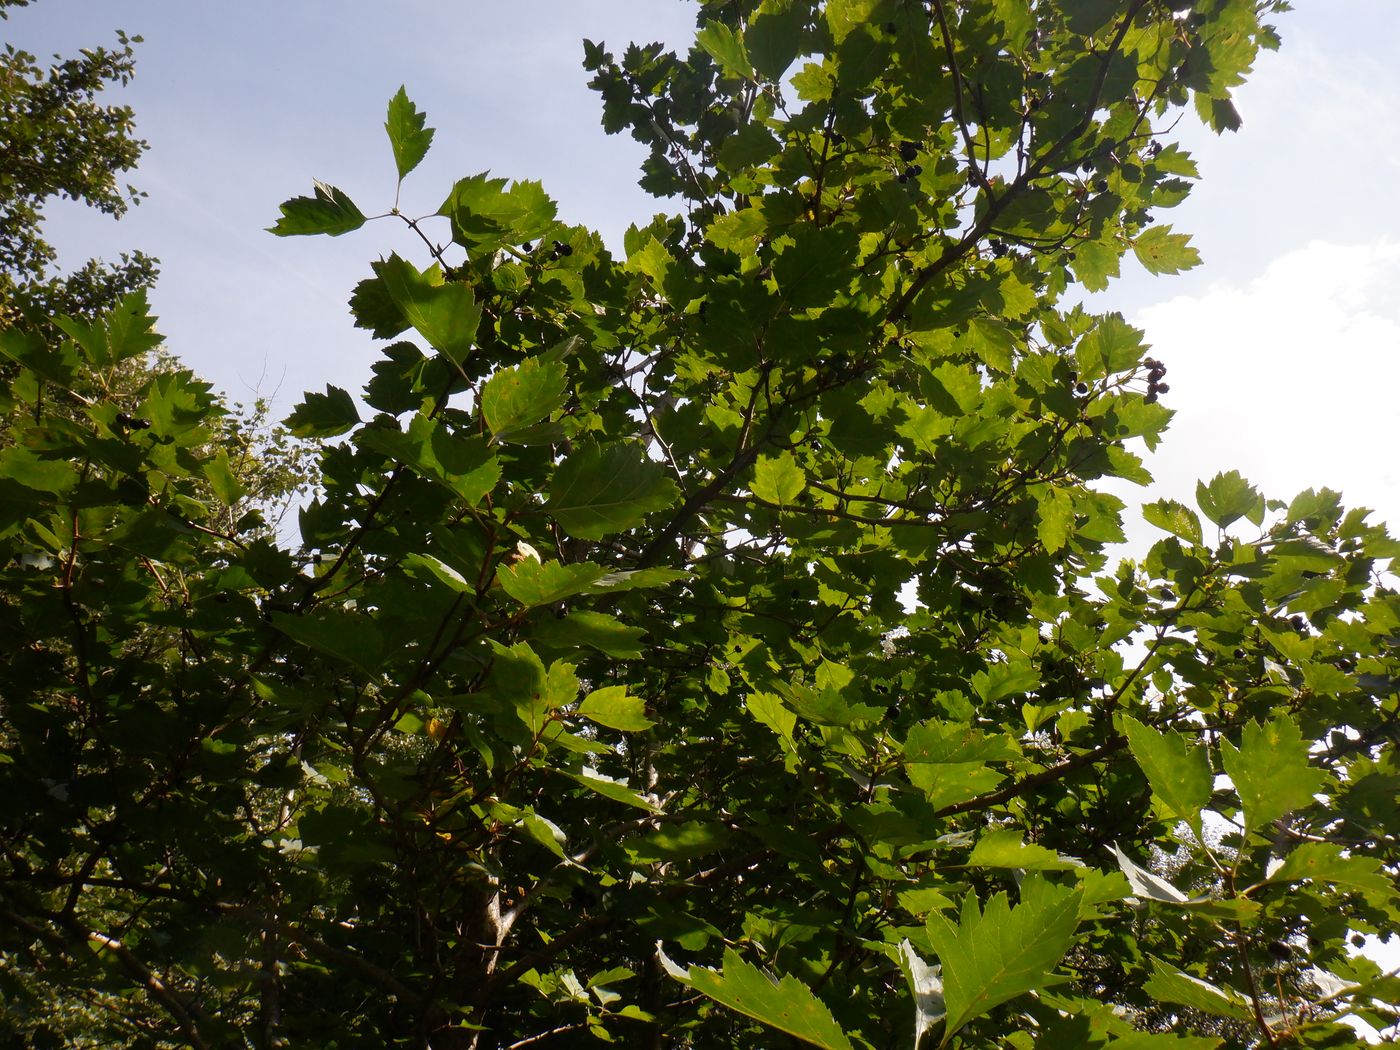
left=5, top=2, right=1399, bottom=1049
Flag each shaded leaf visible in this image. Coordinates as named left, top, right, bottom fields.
left=926, top=877, right=1082, bottom=1038
left=664, top=948, right=853, bottom=1049
left=287, top=385, right=360, bottom=438
left=545, top=442, right=678, bottom=539
left=1143, top=958, right=1254, bottom=1021
left=379, top=254, right=481, bottom=366
left=1121, top=715, right=1211, bottom=834
left=268, top=180, right=366, bottom=237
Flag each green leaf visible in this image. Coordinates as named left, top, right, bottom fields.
left=1143, top=958, right=1254, bottom=1021
left=1069, top=238, right=1121, bottom=292
left=286, top=385, right=361, bottom=438
left=629, top=822, right=731, bottom=863
left=497, top=559, right=607, bottom=607
left=437, top=173, right=558, bottom=256
left=378, top=254, right=481, bottom=366
left=385, top=86, right=434, bottom=182
left=1142, top=499, right=1203, bottom=545
left=545, top=442, right=678, bottom=539
left=751, top=451, right=805, bottom=507
left=697, top=20, right=753, bottom=80
left=903, top=721, right=1020, bottom=764
left=588, top=567, right=691, bottom=593
left=1132, top=226, right=1201, bottom=275
left=270, top=609, right=384, bottom=677
left=1121, top=715, right=1211, bottom=834
left=1196, top=471, right=1264, bottom=529
left=926, top=876, right=1082, bottom=1039
left=401, top=552, right=473, bottom=591
left=1105, top=1034, right=1222, bottom=1049
left=203, top=451, right=245, bottom=505
left=966, top=830, right=1082, bottom=871
left=531, top=610, right=646, bottom=659
left=746, top=1, right=807, bottom=80
left=267, top=180, right=366, bottom=237
left=1267, top=842, right=1395, bottom=899
left=359, top=414, right=499, bottom=505
left=664, top=948, right=853, bottom=1049
left=970, top=661, right=1040, bottom=704
left=1220, top=715, right=1329, bottom=832
left=578, top=685, right=653, bottom=732
left=481, top=356, right=567, bottom=439
left=562, top=769, right=660, bottom=812
left=1035, top=487, right=1075, bottom=554
left=0, top=447, right=79, bottom=495
left=1075, top=314, right=1143, bottom=378
left=103, top=290, right=162, bottom=363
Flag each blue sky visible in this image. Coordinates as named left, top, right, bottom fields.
left=8, top=1, right=1400, bottom=536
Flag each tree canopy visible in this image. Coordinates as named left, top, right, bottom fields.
left=0, top=2, right=155, bottom=323
left=2, top=1, right=1397, bottom=1048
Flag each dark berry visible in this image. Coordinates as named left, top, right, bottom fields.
left=1075, top=382, right=1089, bottom=395
left=896, top=172, right=909, bottom=184
left=899, top=141, right=919, bottom=162
left=1267, top=941, right=1294, bottom=962
left=829, top=131, right=844, bottom=145
left=1160, top=587, right=1175, bottom=601
left=1095, top=179, right=1109, bottom=193
left=907, top=163, right=923, bottom=177
left=1153, top=383, right=1169, bottom=394
left=1067, top=370, right=1077, bottom=383
left=1145, top=391, right=1158, bottom=404
left=559, top=243, right=573, bottom=257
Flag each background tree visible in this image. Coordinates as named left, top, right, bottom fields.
left=0, top=0, right=155, bottom=324
left=2, top=1, right=1397, bottom=1049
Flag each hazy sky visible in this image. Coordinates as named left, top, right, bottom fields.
left=8, top=1, right=1400, bottom=540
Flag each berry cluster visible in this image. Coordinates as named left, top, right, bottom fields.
left=1143, top=357, right=1169, bottom=404
left=114, top=412, right=152, bottom=431
left=548, top=239, right=573, bottom=259
left=895, top=140, right=922, bottom=184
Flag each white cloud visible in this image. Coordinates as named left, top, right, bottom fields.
left=1116, top=239, right=1400, bottom=548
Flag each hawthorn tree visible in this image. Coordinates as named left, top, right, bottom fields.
left=2, top=1, right=1398, bottom=1048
